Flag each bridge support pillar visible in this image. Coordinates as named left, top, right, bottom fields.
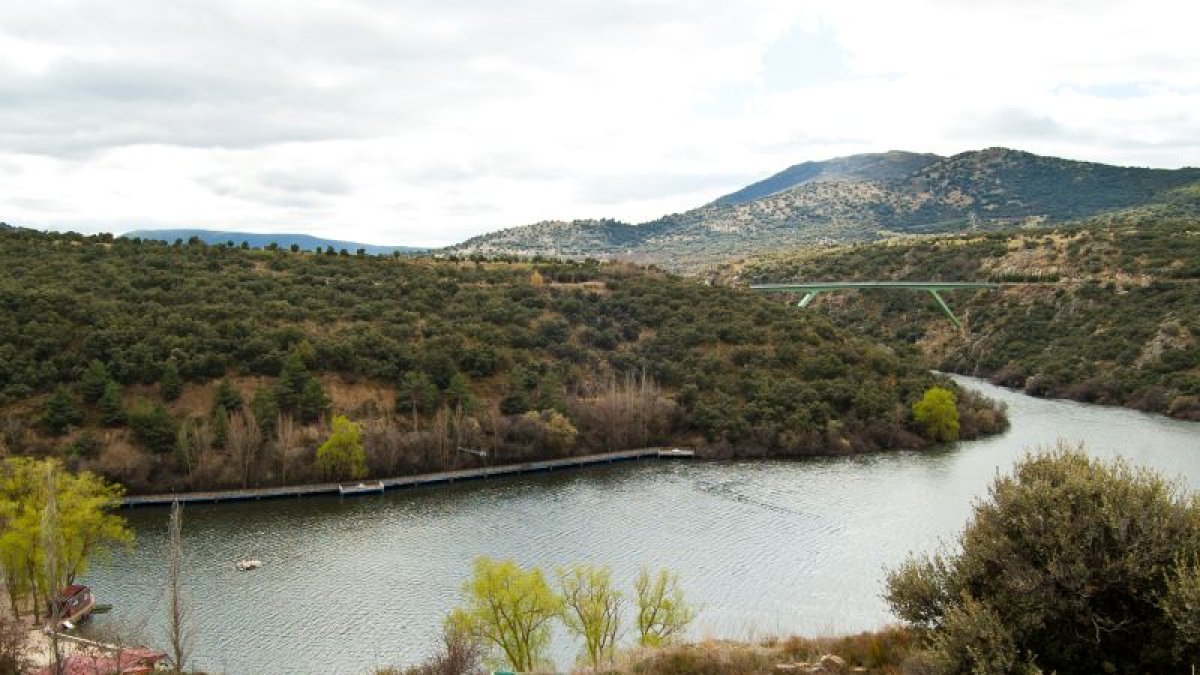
left=797, top=292, right=819, bottom=308
left=928, top=290, right=963, bottom=331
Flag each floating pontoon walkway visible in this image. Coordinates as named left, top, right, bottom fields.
left=751, top=281, right=1001, bottom=330
left=120, top=447, right=690, bottom=507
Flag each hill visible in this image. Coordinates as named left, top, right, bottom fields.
left=0, top=227, right=1004, bottom=494
left=737, top=192, right=1200, bottom=419
left=449, top=148, right=1200, bottom=268
left=123, top=228, right=424, bottom=255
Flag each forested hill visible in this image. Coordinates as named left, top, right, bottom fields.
left=123, top=228, right=424, bottom=255
left=449, top=148, right=1200, bottom=268
left=738, top=192, right=1200, bottom=420
left=0, top=228, right=1003, bottom=494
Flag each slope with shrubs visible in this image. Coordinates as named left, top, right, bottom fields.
left=0, top=227, right=1004, bottom=494
left=739, top=200, right=1200, bottom=419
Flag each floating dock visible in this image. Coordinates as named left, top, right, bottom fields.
left=121, top=447, right=693, bottom=507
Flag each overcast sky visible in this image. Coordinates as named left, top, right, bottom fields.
left=2, top=0, right=1198, bottom=246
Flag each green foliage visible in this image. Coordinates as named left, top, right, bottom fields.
left=80, top=360, right=111, bottom=403
left=912, top=386, right=959, bottom=442
left=448, top=556, right=562, bottom=672
left=98, top=381, right=125, bottom=427
left=250, top=387, right=279, bottom=439
left=128, top=402, right=178, bottom=454
left=212, top=377, right=243, bottom=414
left=159, top=361, right=183, bottom=402
left=635, top=567, right=696, bottom=648
left=0, top=458, right=132, bottom=620
left=315, top=415, right=366, bottom=480
left=558, top=564, right=622, bottom=667
left=40, top=387, right=83, bottom=436
left=885, top=444, right=1200, bottom=673
left=298, top=378, right=328, bottom=423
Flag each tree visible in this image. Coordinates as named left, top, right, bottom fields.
left=396, top=371, right=439, bottom=431
left=885, top=444, right=1200, bottom=673
left=316, top=415, right=366, bottom=480
left=0, top=458, right=132, bottom=622
left=275, top=351, right=309, bottom=413
left=635, top=567, right=695, bottom=647
left=160, top=361, right=183, bottom=402
left=250, top=387, right=279, bottom=439
left=129, top=402, right=178, bottom=454
left=446, top=372, right=475, bottom=413
left=40, top=387, right=83, bottom=436
left=212, top=377, right=243, bottom=415
left=912, top=386, right=959, bottom=442
left=98, top=381, right=126, bottom=427
left=80, top=360, right=110, bottom=403
left=448, top=557, right=562, bottom=672
left=557, top=564, right=622, bottom=667
left=164, top=502, right=194, bottom=674
left=298, top=378, right=328, bottom=423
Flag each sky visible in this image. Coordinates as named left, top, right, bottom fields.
left=1, top=0, right=1198, bottom=247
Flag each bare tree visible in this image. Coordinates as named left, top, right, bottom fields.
left=226, top=410, right=262, bottom=489
left=165, top=502, right=194, bottom=674
left=274, top=413, right=300, bottom=485
left=40, top=464, right=64, bottom=675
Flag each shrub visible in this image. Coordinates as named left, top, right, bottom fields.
left=885, top=443, right=1200, bottom=673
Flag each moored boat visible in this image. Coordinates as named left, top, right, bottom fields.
left=338, top=480, right=385, bottom=495
left=50, top=584, right=95, bottom=628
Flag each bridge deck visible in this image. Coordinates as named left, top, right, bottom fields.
left=751, top=281, right=1001, bottom=291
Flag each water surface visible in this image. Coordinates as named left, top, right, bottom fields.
left=84, top=376, right=1200, bottom=673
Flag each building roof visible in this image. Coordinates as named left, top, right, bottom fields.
left=33, top=648, right=168, bottom=675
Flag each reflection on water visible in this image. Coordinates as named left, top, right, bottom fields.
left=84, top=376, right=1200, bottom=674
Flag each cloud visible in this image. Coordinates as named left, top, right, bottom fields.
left=0, top=0, right=1197, bottom=246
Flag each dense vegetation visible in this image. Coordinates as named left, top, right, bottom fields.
left=741, top=202, right=1200, bottom=419
left=450, top=148, right=1200, bottom=268
left=887, top=445, right=1200, bottom=673
left=0, top=227, right=1003, bottom=495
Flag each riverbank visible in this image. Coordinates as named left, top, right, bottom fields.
left=120, top=447, right=691, bottom=506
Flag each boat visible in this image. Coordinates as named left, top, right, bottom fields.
left=50, top=584, right=95, bottom=628
left=338, top=480, right=385, bottom=496
left=657, top=447, right=695, bottom=458
left=235, top=559, right=263, bottom=571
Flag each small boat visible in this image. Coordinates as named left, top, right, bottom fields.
left=50, top=584, right=95, bottom=628
left=657, top=447, right=695, bottom=458
left=338, top=480, right=385, bottom=496
left=235, top=559, right=263, bottom=571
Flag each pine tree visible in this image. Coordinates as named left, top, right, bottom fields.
left=99, top=381, right=126, bottom=426
left=212, top=377, right=243, bottom=414
left=160, top=361, right=183, bottom=402
left=275, top=351, right=309, bottom=413
left=80, top=360, right=110, bottom=403
left=298, top=378, right=328, bottom=423
left=250, top=387, right=280, bottom=439
left=41, top=387, right=83, bottom=435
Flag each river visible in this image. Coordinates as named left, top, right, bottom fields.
left=82, top=376, right=1200, bottom=674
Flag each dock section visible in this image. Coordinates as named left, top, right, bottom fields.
left=121, top=447, right=691, bottom=507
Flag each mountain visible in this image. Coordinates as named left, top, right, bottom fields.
left=123, top=229, right=424, bottom=255
left=449, top=148, right=1200, bottom=268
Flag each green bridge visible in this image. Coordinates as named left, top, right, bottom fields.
left=750, top=281, right=1002, bottom=330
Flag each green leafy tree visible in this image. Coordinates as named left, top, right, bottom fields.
left=885, top=444, right=1200, bottom=673
left=446, top=372, right=475, bottom=413
left=159, top=361, right=183, bottom=402
left=98, top=381, right=126, bottom=427
left=635, top=567, right=696, bottom=647
left=912, top=386, right=959, bottom=442
left=557, top=564, right=622, bottom=667
left=40, top=387, right=83, bottom=436
left=448, top=557, right=562, bottom=672
left=212, top=377, right=243, bottom=415
left=80, top=360, right=110, bottom=403
left=315, top=415, right=367, bottom=480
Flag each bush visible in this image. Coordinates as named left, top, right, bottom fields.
left=885, top=443, right=1200, bottom=673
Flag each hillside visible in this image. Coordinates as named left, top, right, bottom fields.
left=0, top=228, right=1004, bottom=494
left=449, top=148, right=1200, bottom=268
left=737, top=194, right=1200, bottom=419
left=123, top=228, right=424, bottom=255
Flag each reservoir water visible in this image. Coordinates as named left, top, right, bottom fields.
left=83, top=376, right=1200, bottom=674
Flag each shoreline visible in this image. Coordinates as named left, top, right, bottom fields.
left=120, top=447, right=690, bottom=507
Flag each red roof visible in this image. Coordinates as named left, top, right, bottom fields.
left=58, top=584, right=89, bottom=598
left=34, top=648, right=167, bottom=675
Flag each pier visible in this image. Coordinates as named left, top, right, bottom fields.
left=120, top=447, right=691, bottom=507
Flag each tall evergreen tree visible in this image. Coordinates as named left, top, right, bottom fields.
left=298, top=378, right=328, bottom=423
left=98, top=381, right=126, bottom=427
left=41, top=387, right=83, bottom=435
left=275, top=351, right=309, bottom=413
left=160, top=361, right=183, bottom=402
left=212, top=378, right=243, bottom=414
left=80, top=360, right=110, bottom=403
